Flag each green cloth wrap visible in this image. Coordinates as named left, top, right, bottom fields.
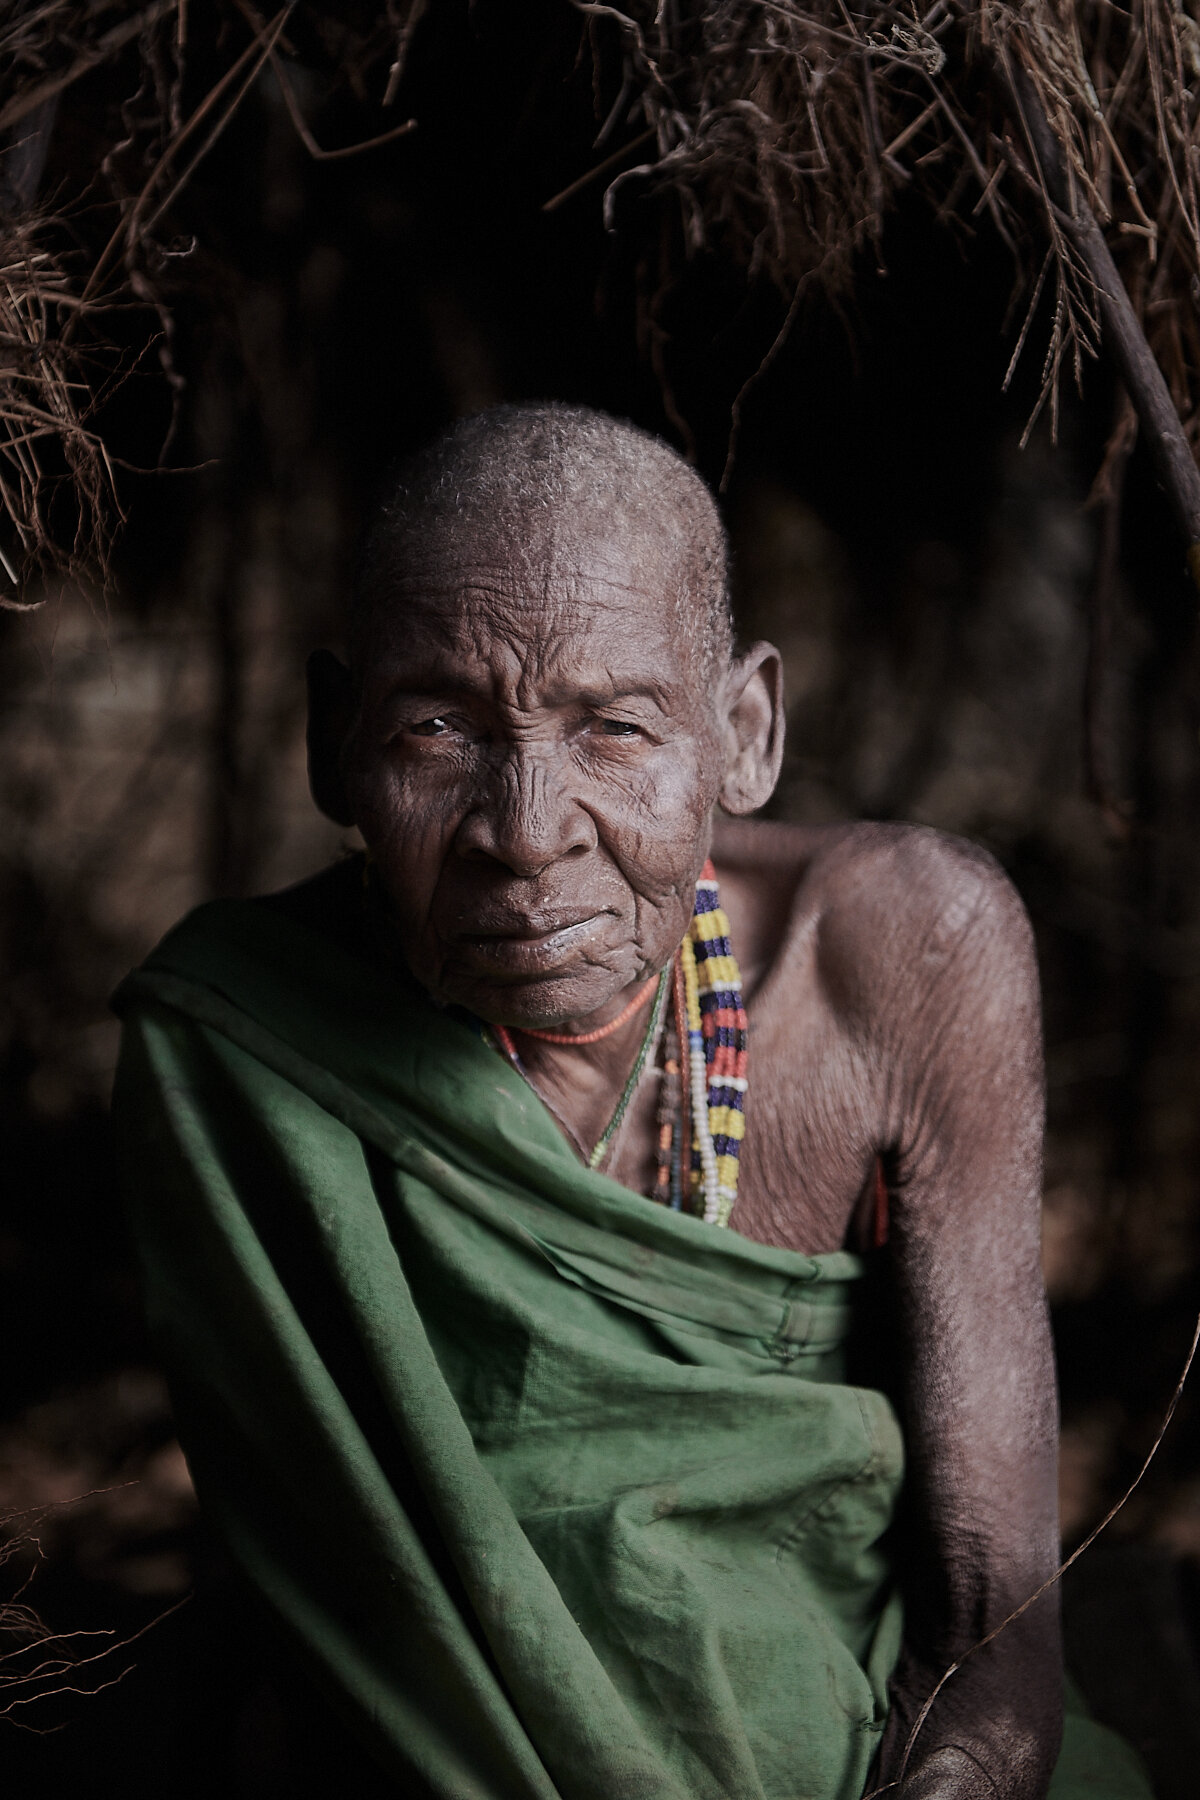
left=111, top=888, right=1153, bottom=1800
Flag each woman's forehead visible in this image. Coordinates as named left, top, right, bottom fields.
left=359, top=519, right=704, bottom=675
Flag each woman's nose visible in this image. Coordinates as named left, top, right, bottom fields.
left=453, top=746, right=597, bottom=876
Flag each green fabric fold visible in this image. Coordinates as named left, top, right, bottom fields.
left=111, top=881, right=1153, bottom=1800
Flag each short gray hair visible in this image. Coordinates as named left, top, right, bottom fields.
left=352, top=403, right=733, bottom=672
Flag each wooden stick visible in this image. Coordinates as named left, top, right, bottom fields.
left=542, top=128, right=656, bottom=215
left=1084, top=391, right=1137, bottom=837
left=1005, top=54, right=1200, bottom=594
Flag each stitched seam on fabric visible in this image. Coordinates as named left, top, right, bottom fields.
left=854, top=1389, right=884, bottom=1477
left=771, top=1386, right=887, bottom=1566
left=771, top=1450, right=878, bottom=1567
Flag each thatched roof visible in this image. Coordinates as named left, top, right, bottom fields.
left=3, top=0, right=1200, bottom=596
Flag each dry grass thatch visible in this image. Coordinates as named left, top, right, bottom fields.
left=0, top=221, right=124, bottom=608
left=2, top=0, right=1200, bottom=592
left=0, top=0, right=416, bottom=601
left=578, top=2, right=1200, bottom=495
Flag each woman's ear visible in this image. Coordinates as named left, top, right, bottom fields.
left=717, top=641, right=785, bottom=815
left=306, top=649, right=357, bottom=827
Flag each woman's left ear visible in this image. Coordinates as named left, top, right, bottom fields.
left=717, top=642, right=785, bottom=815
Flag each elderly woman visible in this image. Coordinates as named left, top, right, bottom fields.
left=113, top=404, right=1149, bottom=1800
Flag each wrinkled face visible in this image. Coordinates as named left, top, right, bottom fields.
left=341, top=517, right=727, bottom=1028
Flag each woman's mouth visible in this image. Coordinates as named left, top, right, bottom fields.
left=452, top=911, right=608, bottom=979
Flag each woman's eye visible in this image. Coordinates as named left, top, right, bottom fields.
left=408, top=717, right=449, bottom=737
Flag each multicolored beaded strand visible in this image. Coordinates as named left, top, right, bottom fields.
left=677, top=860, right=749, bottom=1225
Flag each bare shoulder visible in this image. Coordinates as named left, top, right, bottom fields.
left=809, top=819, right=1030, bottom=942
left=713, top=815, right=1036, bottom=1019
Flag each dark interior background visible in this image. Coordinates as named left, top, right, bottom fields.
left=3, top=4, right=1200, bottom=1793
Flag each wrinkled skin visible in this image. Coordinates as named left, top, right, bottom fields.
left=308, top=508, right=1062, bottom=1800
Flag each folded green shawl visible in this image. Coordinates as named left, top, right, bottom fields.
left=111, top=876, right=1152, bottom=1800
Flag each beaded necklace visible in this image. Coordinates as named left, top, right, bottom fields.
left=515, top=975, right=658, bottom=1046
left=673, top=860, right=749, bottom=1225
left=489, top=859, right=748, bottom=1227
left=494, top=969, right=670, bottom=1171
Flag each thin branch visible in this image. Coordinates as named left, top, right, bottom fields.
left=267, top=51, right=416, bottom=162
left=543, top=126, right=656, bottom=212
left=77, top=8, right=294, bottom=311
left=1005, top=49, right=1200, bottom=585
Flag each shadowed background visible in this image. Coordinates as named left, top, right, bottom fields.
left=3, top=3, right=1200, bottom=1794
